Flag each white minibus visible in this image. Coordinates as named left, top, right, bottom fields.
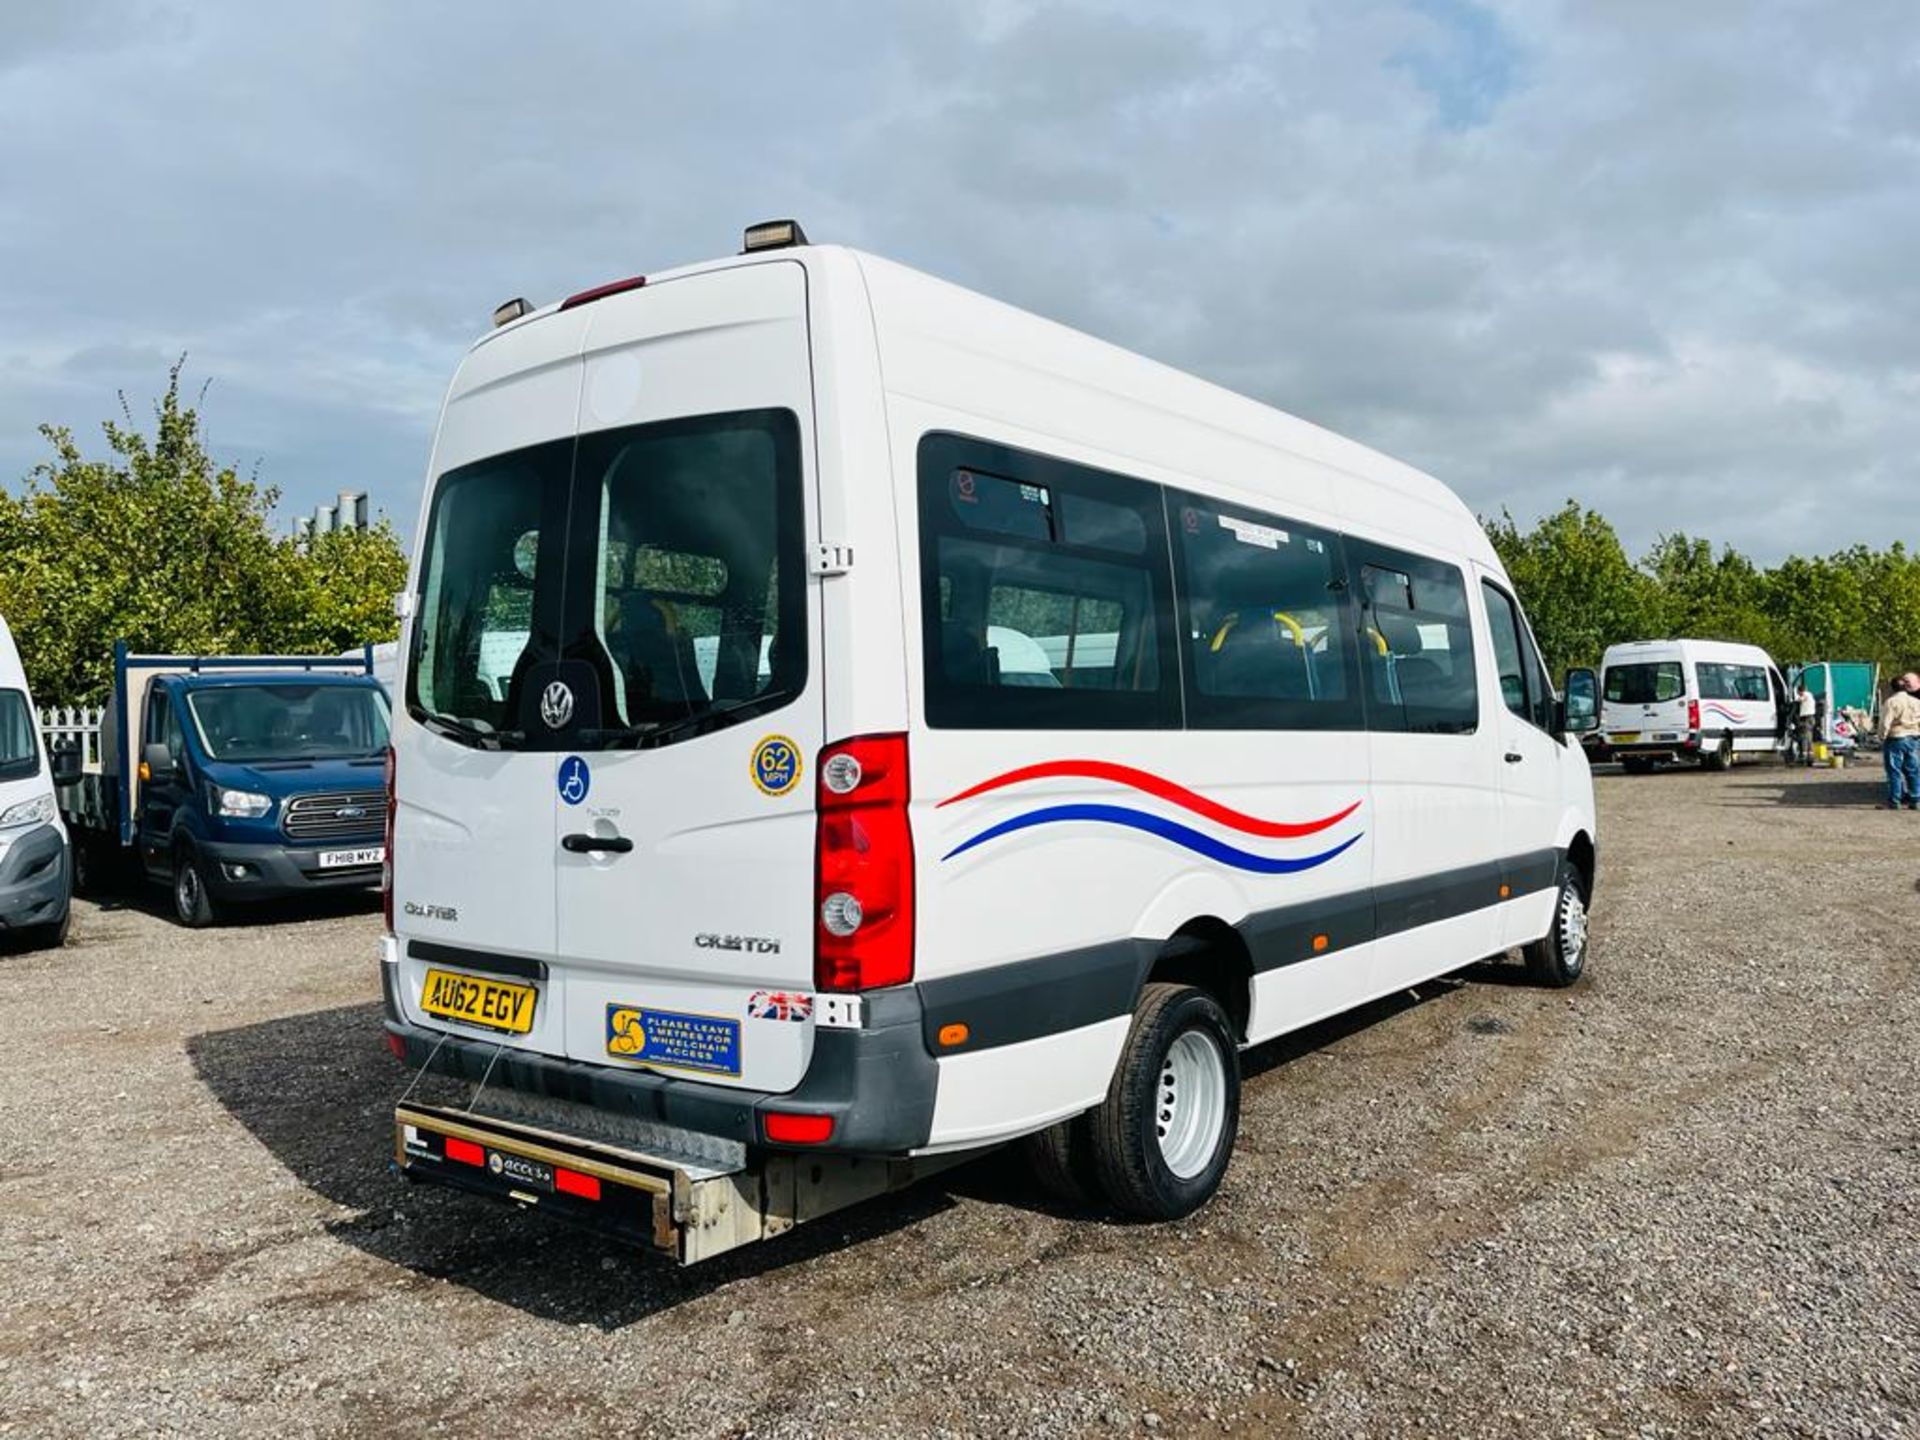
left=382, top=221, right=1599, bottom=1261
left=1592, top=639, right=1788, bottom=772
left=0, top=616, right=71, bottom=948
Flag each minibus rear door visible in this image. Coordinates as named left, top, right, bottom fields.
left=547, top=263, right=824, bottom=1096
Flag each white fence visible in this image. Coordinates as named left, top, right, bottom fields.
left=38, top=706, right=106, bottom=772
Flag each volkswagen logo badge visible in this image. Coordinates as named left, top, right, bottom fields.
left=540, top=680, right=575, bottom=730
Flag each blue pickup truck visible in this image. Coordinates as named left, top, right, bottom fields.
left=56, top=645, right=389, bottom=926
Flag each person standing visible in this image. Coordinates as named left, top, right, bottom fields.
left=1878, top=673, right=1920, bottom=809
left=1794, top=681, right=1817, bottom=767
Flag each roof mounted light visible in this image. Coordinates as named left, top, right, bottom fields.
left=558, top=274, right=647, bottom=311
left=491, top=297, right=534, bottom=328
left=742, top=218, right=809, bottom=253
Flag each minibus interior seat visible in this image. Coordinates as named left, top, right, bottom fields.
left=1202, top=615, right=1315, bottom=700
left=1394, top=655, right=1455, bottom=708
left=616, top=591, right=704, bottom=714
left=941, top=622, right=1000, bottom=687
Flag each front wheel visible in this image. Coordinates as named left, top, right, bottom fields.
left=1086, top=983, right=1240, bottom=1221
left=172, top=847, right=218, bottom=928
left=1524, top=872, right=1590, bottom=987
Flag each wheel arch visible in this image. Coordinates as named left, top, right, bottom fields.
left=1137, top=916, right=1254, bottom=1043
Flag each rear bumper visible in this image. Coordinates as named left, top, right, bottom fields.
left=0, top=824, right=69, bottom=930
left=199, top=836, right=382, bottom=899
left=380, top=957, right=940, bottom=1157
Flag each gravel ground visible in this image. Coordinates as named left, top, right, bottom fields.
left=2, top=761, right=1916, bottom=1439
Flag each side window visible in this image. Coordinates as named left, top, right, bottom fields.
left=1170, top=493, right=1358, bottom=730
left=1352, top=545, right=1478, bottom=734
left=918, top=434, right=1178, bottom=729
left=1482, top=582, right=1553, bottom=731
left=148, top=692, right=186, bottom=768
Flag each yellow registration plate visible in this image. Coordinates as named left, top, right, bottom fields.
left=1611, top=731, right=1640, bottom=744
left=420, top=969, right=537, bottom=1034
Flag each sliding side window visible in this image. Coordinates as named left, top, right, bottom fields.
left=1169, top=493, right=1359, bottom=730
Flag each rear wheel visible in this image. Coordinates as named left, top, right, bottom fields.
left=1086, top=983, right=1239, bottom=1221
left=1704, top=737, right=1735, bottom=771
left=1524, top=871, right=1589, bottom=987
left=172, top=846, right=218, bottom=928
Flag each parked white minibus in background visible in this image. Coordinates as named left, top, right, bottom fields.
left=0, top=616, right=71, bottom=948
left=381, top=221, right=1599, bottom=1262
left=1590, top=639, right=1788, bottom=773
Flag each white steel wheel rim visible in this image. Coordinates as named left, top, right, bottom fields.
left=1560, top=885, right=1588, bottom=972
left=1156, top=1028, right=1228, bottom=1180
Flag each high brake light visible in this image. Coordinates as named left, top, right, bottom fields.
left=381, top=745, right=395, bottom=934
left=814, top=734, right=913, bottom=992
left=558, top=274, right=646, bottom=310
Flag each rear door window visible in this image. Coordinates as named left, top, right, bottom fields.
left=578, top=410, right=804, bottom=732
left=918, top=433, right=1178, bottom=729
left=1606, top=662, right=1684, bottom=704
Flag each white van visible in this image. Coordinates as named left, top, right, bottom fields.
left=0, top=616, right=71, bottom=948
left=1594, top=639, right=1788, bottom=772
left=382, top=222, right=1599, bottom=1260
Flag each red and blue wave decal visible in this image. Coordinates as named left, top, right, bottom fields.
left=1701, top=702, right=1747, bottom=724
left=938, top=759, right=1362, bottom=874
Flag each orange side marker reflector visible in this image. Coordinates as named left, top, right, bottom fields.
left=1499, top=884, right=1512, bottom=899
left=1311, top=934, right=1330, bottom=953
left=937, top=1022, right=970, bottom=1048
left=444, top=1136, right=484, bottom=1167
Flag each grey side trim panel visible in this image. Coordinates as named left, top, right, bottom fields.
left=919, top=846, right=1567, bottom=1055
left=917, top=937, right=1156, bottom=1054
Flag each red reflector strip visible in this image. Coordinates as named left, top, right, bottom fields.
left=444, top=1136, right=485, bottom=1167
left=764, top=1111, right=834, bottom=1145
left=558, top=274, right=646, bottom=310
left=554, top=1166, right=601, bottom=1201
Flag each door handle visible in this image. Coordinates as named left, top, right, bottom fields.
left=1504, top=751, right=1524, bottom=764
left=561, top=833, right=633, bottom=855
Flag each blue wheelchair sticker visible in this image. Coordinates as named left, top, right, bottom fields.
left=557, top=755, right=591, bottom=806
left=751, top=734, right=801, bottom=796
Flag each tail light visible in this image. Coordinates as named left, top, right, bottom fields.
left=814, top=734, right=913, bottom=992
left=1687, top=699, right=1701, bottom=732
left=381, top=745, right=396, bottom=934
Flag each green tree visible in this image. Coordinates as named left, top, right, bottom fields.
left=1483, top=502, right=1661, bottom=675
left=0, top=361, right=404, bottom=702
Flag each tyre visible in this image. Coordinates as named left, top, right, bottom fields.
left=1523, top=870, right=1590, bottom=988
left=1704, top=738, right=1734, bottom=771
left=172, top=846, right=218, bottom=928
left=1020, top=1116, right=1098, bottom=1208
left=1086, top=983, right=1240, bottom=1221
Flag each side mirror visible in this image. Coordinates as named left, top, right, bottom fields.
left=49, top=741, right=83, bottom=787
left=141, top=742, right=177, bottom=781
left=1563, top=667, right=1600, bottom=734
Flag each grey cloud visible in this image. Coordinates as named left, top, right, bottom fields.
left=1, top=0, right=1913, bottom=562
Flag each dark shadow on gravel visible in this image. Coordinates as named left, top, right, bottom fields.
left=79, top=875, right=380, bottom=927
left=187, top=1002, right=964, bottom=1328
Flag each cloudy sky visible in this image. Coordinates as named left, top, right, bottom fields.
left=2, top=1, right=1914, bottom=559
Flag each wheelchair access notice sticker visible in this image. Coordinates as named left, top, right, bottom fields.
left=605, top=1004, right=742, bottom=1077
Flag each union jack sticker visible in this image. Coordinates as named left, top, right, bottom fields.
left=747, top=990, right=813, bottom=1022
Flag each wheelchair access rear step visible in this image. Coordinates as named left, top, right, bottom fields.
left=394, top=1102, right=938, bottom=1265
